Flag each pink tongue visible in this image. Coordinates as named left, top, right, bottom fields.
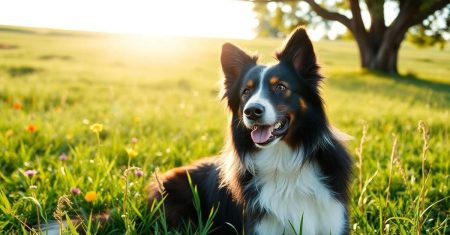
left=251, top=126, right=274, bottom=144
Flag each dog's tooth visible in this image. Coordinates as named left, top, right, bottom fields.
left=275, top=122, right=281, bottom=129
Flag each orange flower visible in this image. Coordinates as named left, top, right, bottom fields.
left=26, top=124, right=37, bottom=133
left=84, top=191, right=97, bottom=202
left=13, top=102, right=23, bottom=110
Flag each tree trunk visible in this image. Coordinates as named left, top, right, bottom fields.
left=299, top=0, right=450, bottom=76
left=371, top=41, right=400, bottom=74
left=355, top=37, right=401, bottom=74
left=353, top=25, right=405, bottom=74
left=371, top=44, right=400, bottom=74
left=358, top=43, right=375, bottom=69
left=370, top=23, right=408, bottom=74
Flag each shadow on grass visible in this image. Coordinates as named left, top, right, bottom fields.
left=0, top=25, right=111, bottom=38
left=0, top=43, right=18, bottom=49
left=6, top=66, right=39, bottom=77
left=368, top=70, right=450, bottom=94
left=0, top=26, right=35, bottom=34
left=328, top=70, right=450, bottom=109
left=38, top=54, right=73, bottom=61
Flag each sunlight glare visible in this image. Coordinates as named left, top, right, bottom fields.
left=0, top=0, right=258, bottom=39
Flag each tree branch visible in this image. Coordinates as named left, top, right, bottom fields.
left=364, top=0, right=387, bottom=53
left=365, top=0, right=386, bottom=30
left=386, top=0, right=419, bottom=34
left=246, top=0, right=353, bottom=30
left=302, top=0, right=353, bottom=30
left=349, top=0, right=366, bottom=33
left=410, top=1, right=450, bottom=27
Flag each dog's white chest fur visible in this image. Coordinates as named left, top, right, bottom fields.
left=246, top=143, right=346, bottom=235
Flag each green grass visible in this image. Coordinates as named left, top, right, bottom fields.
left=0, top=26, right=449, bottom=234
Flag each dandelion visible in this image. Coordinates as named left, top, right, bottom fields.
left=59, top=153, right=68, bottom=161
left=13, top=102, right=23, bottom=110
left=90, top=123, right=103, bottom=133
left=25, top=169, right=37, bottom=177
left=84, top=191, right=97, bottom=202
left=125, top=148, right=138, bottom=158
left=135, top=170, right=144, bottom=177
left=70, top=187, right=81, bottom=195
left=26, top=124, right=37, bottom=133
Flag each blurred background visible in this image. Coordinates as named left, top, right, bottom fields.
left=0, top=0, right=449, bottom=234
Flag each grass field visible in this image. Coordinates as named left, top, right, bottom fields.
left=0, top=26, right=449, bottom=234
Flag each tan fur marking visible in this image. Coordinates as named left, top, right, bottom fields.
left=284, top=111, right=297, bottom=148
left=285, top=90, right=292, bottom=97
left=270, top=77, right=279, bottom=85
left=247, top=80, right=254, bottom=88
left=299, top=98, right=307, bottom=111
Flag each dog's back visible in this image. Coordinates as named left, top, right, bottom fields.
left=147, top=158, right=243, bottom=234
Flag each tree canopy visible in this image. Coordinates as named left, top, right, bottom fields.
left=252, top=0, right=450, bottom=74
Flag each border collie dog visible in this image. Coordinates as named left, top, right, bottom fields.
left=147, top=27, right=352, bottom=235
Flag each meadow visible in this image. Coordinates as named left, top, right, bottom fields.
left=0, top=26, right=449, bottom=234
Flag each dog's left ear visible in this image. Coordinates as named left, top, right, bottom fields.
left=221, top=43, right=257, bottom=87
left=276, top=27, right=321, bottom=86
left=221, top=43, right=257, bottom=104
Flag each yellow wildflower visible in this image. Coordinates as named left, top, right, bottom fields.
left=90, top=123, right=103, bottom=133
left=84, top=191, right=97, bottom=202
left=133, top=116, right=140, bottom=124
left=126, top=148, right=138, bottom=158
left=66, top=133, right=74, bottom=140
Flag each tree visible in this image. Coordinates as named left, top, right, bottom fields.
left=252, top=0, right=450, bottom=74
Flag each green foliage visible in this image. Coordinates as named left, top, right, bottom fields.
left=254, top=2, right=312, bottom=38
left=254, top=0, right=450, bottom=48
left=407, top=5, right=450, bottom=50
left=0, top=28, right=449, bottom=234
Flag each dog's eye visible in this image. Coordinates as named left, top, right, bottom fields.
left=242, top=88, right=250, bottom=97
left=275, top=84, right=287, bottom=93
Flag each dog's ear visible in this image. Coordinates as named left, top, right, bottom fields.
left=276, top=27, right=321, bottom=86
left=221, top=43, right=257, bottom=95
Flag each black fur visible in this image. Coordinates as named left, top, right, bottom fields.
left=146, top=27, right=352, bottom=234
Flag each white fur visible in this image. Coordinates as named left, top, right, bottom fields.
left=247, top=142, right=346, bottom=235
left=331, top=127, right=354, bottom=142
left=243, top=66, right=277, bottom=128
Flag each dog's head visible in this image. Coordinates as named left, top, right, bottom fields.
left=221, top=27, right=328, bottom=152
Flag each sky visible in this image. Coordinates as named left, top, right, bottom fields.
left=1, top=0, right=437, bottom=40
left=0, top=0, right=259, bottom=39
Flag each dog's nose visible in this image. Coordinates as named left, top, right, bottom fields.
left=244, top=104, right=265, bottom=120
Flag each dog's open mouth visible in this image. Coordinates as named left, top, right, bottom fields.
left=250, top=117, right=289, bottom=146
